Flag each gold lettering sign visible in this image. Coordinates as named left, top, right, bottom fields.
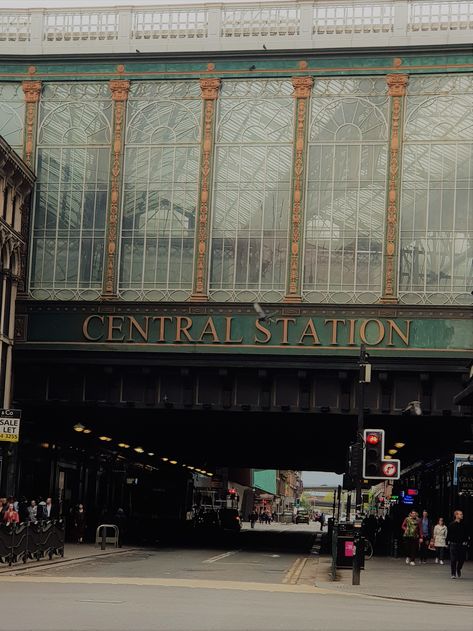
left=79, top=315, right=413, bottom=349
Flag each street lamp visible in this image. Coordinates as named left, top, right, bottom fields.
left=403, top=401, right=422, bottom=416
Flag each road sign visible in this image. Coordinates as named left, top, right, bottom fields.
left=457, top=465, right=473, bottom=494
left=0, top=409, right=21, bottom=443
left=453, top=454, right=473, bottom=485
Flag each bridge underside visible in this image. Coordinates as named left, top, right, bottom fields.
left=13, top=350, right=472, bottom=472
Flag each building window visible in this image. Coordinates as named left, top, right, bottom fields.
left=209, top=80, right=294, bottom=302
left=119, top=81, right=202, bottom=301
left=303, top=78, right=389, bottom=304
left=400, top=74, right=473, bottom=305
left=0, top=83, right=24, bottom=154
left=30, top=83, right=112, bottom=300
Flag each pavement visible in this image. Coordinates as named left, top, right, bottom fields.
left=314, top=555, right=473, bottom=607
left=0, top=543, right=139, bottom=574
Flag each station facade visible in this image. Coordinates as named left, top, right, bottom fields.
left=0, top=2, right=472, bottom=523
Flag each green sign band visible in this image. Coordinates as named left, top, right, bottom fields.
left=16, top=312, right=473, bottom=358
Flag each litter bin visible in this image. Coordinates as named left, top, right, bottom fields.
left=336, top=534, right=355, bottom=568
left=336, top=523, right=364, bottom=569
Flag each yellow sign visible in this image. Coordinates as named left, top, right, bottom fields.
left=0, top=409, right=21, bottom=443
left=0, top=432, right=18, bottom=443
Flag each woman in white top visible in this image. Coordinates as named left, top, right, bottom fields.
left=433, top=517, right=448, bottom=564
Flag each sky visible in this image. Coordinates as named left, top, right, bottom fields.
left=2, top=0, right=264, bottom=7
left=302, top=471, right=343, bottom=488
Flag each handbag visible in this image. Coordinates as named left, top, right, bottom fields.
left=428, top=539, right=436, bottom=551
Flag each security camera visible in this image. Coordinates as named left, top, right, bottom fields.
left=403, top=401, right=422, bottom=416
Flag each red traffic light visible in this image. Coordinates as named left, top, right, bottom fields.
left=366, top=433, right=380, bottom=445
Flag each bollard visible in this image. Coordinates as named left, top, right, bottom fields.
left=330, top=521, right=338, bottom=581
left=101, top=526, right=106, bottom=550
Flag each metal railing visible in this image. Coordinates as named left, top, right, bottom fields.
left=0, top=519, right=65, bottom=566
left=2, top=1, right=473, bottom=53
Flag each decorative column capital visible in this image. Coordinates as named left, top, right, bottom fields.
left=109, top=79, right=130, bottom=101
left=21, top=81, right=41, bottom=103
left=386, top=74, right=409, bottom=97
left=292, top=76, right=314, bottom=99
left=199, top=78, right=221, bottom=100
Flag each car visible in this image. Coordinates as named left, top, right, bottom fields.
left=219, top=508, right=241, bottom=531
left=294, top=510, right=310, bottom=524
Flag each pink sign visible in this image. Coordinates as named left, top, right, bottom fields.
left=345, top=541, right=354, bottom=557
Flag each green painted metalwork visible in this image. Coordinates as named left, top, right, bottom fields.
left=2, top=51, right=473, bottom=82
left=252, top=470, right=277, bottom=495
left=16, top=310, right=473, bottom=358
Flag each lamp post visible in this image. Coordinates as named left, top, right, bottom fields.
left=353, top=344, right=371, bottom=586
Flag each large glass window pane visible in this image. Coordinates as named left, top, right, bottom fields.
left=119, top=81, right=202, bottom=301
left=400, top=75, right=473, bottom=305
left=30, top=83, right=112, bottom=300
left=303, top=78, right=389, bottom=303
left=210, top=80, right=294, bottom=302
left=0, top=84, right=24, bottom=153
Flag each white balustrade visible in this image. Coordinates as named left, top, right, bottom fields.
left=43, top=11, right=119, bottom=42
left=1, top=1, right=473, bottom=53
left=313, top=3, right=394, bottom=34
left=132, top=9, right=208, bottom=40
left=221, top=6, right=300, bottom=37
left=0, top=13, right=30, bottom=42
left=409, top=1, right=473, bottom=31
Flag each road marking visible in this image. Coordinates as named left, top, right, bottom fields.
left=283, top=557, right=305, bottom=584
left=0, top=575, right=470, bottom=607
left=78, top=600, right=124, bottom=604
left=202, top=550, right=241, bottom=564
left=290, top=557, right=308, bottom=585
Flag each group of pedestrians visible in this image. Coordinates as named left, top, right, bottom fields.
left=402, top=509, right=469, bottom=579
left=0, top=496, right=57, bottom=525
left=248, top=509, right=274, bottom=527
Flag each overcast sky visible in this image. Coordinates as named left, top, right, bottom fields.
left=302, top=472, right=343, bottom=487
left=2, top=0, right=262, bottom=7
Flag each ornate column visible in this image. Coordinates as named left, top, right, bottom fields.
left=381, top=74, right=409, bottom=303
left=190, top=78, right=221, bottom=301
left=285, top=76, right=314, bottom=303
left=102, top=79, right=130, bottom=298
left=21, top=80, right=41, bottom=169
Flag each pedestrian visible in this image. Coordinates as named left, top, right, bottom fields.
left=3, top=502, right=19, bottom=525
left=113, top=508, right=127, bottom=547
left=45, top=497, right=57, bottom=520
left=419, top=509, right=432, bottom=563
left=447, top=510, right=469, bottom=579
left=401, top=510, right=421, bottom=566
left=18, top=496, right=29, bottom=523
left=73, top=504, right=86, bottom=543
left=27, top=499, right=38, bottom=523
left=432, top=517, right=447, bottom=565
left=36, top=497, right=46, bottom=520
left=249, top=510, right=257, bottom=529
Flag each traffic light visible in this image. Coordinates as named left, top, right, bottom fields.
left=363, top=429, right=400, bottom=480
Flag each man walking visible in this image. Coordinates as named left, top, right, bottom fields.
left=447, top=510, right=469, bottom=579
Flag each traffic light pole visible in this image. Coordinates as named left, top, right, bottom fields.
left=353, top=344, right=369, bottom=586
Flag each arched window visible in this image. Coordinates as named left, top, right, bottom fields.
left=303, top=78, right=389, bottom=304
left=30, top=83, right=112, bottom=300
left=119, top=81, right=202, bottom=301
left=210, top=80, right=294, bottom=302
left=400, top=74, right=473, bottom=305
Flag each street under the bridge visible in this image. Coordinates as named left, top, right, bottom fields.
left=0, top=524, right=471, bottom=631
